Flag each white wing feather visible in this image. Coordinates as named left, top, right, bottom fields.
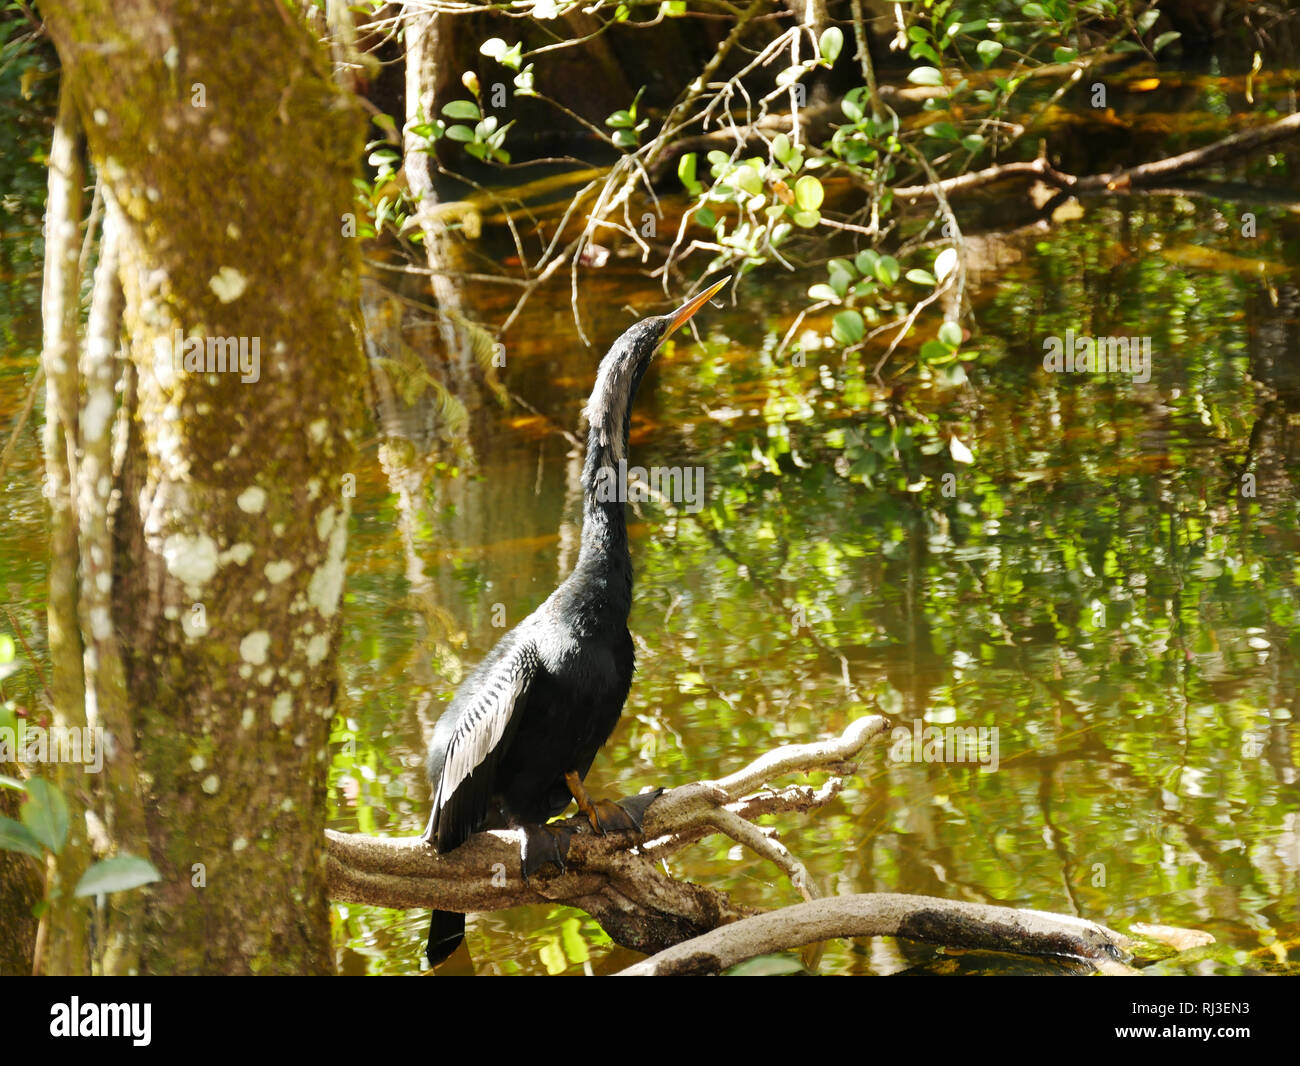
left=433, top=642, right=536, bottom=815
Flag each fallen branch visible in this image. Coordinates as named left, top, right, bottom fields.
left=895, top=111, right=1300, bottom=203
left=616, top=894, right=1138, bottom=976
left=326, top=714, right=890, bottom=954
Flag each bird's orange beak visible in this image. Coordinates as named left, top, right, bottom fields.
left=664, top=276, right=730, bottom=340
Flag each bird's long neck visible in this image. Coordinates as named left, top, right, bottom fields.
left=571, top=372, right=638, bottom=618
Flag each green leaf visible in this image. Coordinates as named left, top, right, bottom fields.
left=607, top=110, right=634, bottom=129
left=960, top=133, right=986, bottom=153
left=910, top=42, right=942, bottom=66
left=924, top=121, right=960, bottom=141
left=793, top=174, right=824, bottom=211
left=1022, top=3, right=1049, bottom=18
left=819, top=26, right=843, bottom=64
left=855, top=250, right=880, bottom=276
left=874, top=255, right=900, bottom=286
left=0, top=815, right=43, bottom=860
left=612, top=129, right=638, bottom=148
left=1053, top=46, right=1078, bottom=63
left=735, top=166, right=764, bottom=196
left=832, top=310, right=865, bottom=346
left=22, top=777, right=68, bottom=854
left=445, top=124, right=475, bottom=143
left=939, top=320, right=964, bottom=348
left=920, top=339, right=954, bottom=363
left=1153, top=31, right=1181, bottom=53
left=442, top=99, right=481, bottom=121
left=906, top=269, right=936, bottom=286
left=907, top=66, right=944, bottom=87
left=0, top=634, right=14, bottom=662
left=771, top=133, right=793, bottom=165
left=1137, top=9, right=1161, bottom=33
left=934, top=247, right=959, bottom=282
left=74, top=854, right=163, bottom=898
left=0, top=774, right=25, bottom=791
left=977, top=40, right=1003, bottom=64
left=792, top=209, right=820, bottom=228
left=696, top=206, right=717, bottom=228
left=678, top=152, right=699, bottom=191
left=807, top=283, right=840, bottom=302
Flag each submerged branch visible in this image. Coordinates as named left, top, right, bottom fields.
left=617, top=894, right=1138, bottom=975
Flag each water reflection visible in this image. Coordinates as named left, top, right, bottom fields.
left=332, top=186, right=1299, bottom=975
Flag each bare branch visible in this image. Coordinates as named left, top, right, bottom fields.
left=326, top=715, right=889, bottom=953
left=617, top=894, right=1137, bottom=975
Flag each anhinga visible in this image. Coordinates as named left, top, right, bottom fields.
left=420, top=276, right=729, bottom=965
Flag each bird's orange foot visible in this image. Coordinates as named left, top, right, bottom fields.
left=564, top=773, right=663, bottom=836
left=577, top=788, right=664, bottom=835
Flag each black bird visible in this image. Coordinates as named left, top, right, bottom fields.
left=420, top=276, right=728, bottom=965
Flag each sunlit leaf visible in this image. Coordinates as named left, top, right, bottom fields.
left=938, top=320, right=963, bottom=349
left=819, top=26, right=843, bottom=64
left=831, top=310, right=865, bottom=346
left=873, top=255, right=900, bottom=286
left=793, top=175, right=824, bottom=211
left=442, top=99, right=481, bottom=121
left=74, top=854, right=162, bottom=897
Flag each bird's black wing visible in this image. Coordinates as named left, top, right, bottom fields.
left=424, top=634, right=540, bottom=852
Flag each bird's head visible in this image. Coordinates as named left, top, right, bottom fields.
left=585, top=276, right=729, bottom=462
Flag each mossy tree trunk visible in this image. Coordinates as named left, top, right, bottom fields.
left=39, top=1, right=366, bottom=973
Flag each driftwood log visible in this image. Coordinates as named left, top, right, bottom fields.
left=618, top=894, right=1136, bottom=975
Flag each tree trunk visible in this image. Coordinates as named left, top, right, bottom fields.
left=39, top=0, right=366, bottom=974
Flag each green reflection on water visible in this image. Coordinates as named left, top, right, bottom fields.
left=331, top=189, right=1299, bottom=975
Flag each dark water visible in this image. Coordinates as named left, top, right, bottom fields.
left=2, top=83, right=1297, bottom=978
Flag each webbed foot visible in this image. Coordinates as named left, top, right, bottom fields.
left=565, top=772, right=663, bottom=835
left=519, top=822, right=575, bottom=883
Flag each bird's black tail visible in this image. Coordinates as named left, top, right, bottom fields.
left=426, top=910, right=465, bottom=966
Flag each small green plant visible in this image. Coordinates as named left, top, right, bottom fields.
left=606, top=86, right=648, bottom=150
left=0, top=772, right=161, bottom=910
